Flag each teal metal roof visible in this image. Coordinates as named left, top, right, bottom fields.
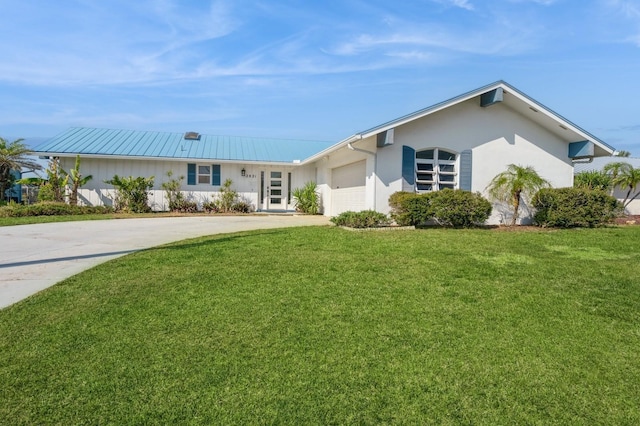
left=35, top=127, right=336, bottom=163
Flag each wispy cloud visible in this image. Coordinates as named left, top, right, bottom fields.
left=433, top=0, right=475, bottom=10
left=602, top=0, right=640, bottom=45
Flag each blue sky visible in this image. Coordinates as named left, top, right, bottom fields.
left=1, top=0, right=639, bottom=155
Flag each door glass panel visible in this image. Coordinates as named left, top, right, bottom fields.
left=270, top=198, right=281, bottom=204
left=271, top=171, right=282, bottom=179
left=271, top=181, right=282, bottom=187
left=271, top=189, right=282, bottom=196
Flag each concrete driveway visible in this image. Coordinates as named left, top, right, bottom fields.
left=0, top=215, right=330, bottom=309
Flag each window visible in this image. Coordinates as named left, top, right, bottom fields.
left=415, top=148, right=457, bottom=192
left=198, top=165, right=210, bottom=184
left=187, top=163, right=221, bottom=186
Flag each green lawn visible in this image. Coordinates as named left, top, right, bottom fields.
left=2, top=226, right=639, bottom=424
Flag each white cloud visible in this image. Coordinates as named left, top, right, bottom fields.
left=433, top=0, right=475, bottom=10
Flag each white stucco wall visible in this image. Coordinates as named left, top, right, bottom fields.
left=326, top=97, right=577, bottom=224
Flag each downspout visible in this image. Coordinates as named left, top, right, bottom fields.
left=347, top=142, right=377, bottom=211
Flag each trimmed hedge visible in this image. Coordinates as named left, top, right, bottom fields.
left=389, top=189, right=492, bottom=228
left=532, top=187, right=622, bottom=228
left=331, top=210, right=390, bottom=228
left=0, top=202, right=114, bottom=217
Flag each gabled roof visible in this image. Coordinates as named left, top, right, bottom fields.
left=305, top=80, right=615, bottom=163
left=35, top=127, right=335, bottom=164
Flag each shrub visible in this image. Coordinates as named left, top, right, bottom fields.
left=105, top=175, right=155, bottom=213
left=292, top=181, right=320, bottom=214
left=0, top=202, right=113, bottom=217
left=532, top=187, right=622, bottom=228
left=388, top=191, right=419, bottom=225
left=161, top=171, right=187, bottom=212
left=388, top=189, right=491, bottom=227
left=428, top=189, right=492, bottom=227
left=211, top=179, right=238, bottom=213
left=330, top=210, right=390, bottom=228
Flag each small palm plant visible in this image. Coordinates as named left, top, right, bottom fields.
left=487, top=164, right=550, bottom=226
left=612, top=166, right=640, bottom=209
left=68, top=155, right=93, bottom=206
left=292, top=181, right=319, bottom=214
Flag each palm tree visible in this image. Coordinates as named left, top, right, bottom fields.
left=67, top=155, right=93, bottom=206
left=614, top=150, right=632, bottom=157
left=0, top=137, right=43, bottom=201
left=612, top=166, right=640, bottom=209
left=486, top=164, right=550, bottom=226
left=603, top=161, right=632, bottom=196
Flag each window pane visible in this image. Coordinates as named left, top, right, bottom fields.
left=440, top=183, right=455, bottom=190
left=198, top=175, right=210, bottom=184
left=271, top=171, right=282, bottom=179
left=417, top=173, right=433, bottom=181
left=439, top=164, right=455, bottom=172
left=417, top=163, right=434, bottom=171
left=417, top=183, right=433, bottom=191
left=440, top=174, right=455, bottom=182
left=198, top=165, right=210, bottom=174
left=438, top=150, right=456, bottom=161
left=416, top=150, right=434, bottom=160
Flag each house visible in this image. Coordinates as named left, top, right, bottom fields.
left=34, top=81, right=615, bottom=224
left=575, top=157, right=640, bottom=215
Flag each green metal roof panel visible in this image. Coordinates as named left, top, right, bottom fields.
left=36, top=128, right=335, bottom=163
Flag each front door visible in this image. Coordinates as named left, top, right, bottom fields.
left=261, top=170, right=288, bottom=210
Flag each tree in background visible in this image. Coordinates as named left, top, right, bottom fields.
left=38, top=157, right=68, bottom=202
left=486, top=164, right=550, bottom=226
left=67, top=155, right=93, bottom=206
left=614, top=150, right=631, bottom=157
left=603, top=161, right=632, bottom=197
left=574, top=170, right=612, bottom=192
left=0, top=137, right=42, bottom=201
left=612, top=166, right=640, bottom=209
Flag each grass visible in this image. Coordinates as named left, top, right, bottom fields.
left=0, top=212, right=232, bottom=227
left=1, top=226, right=640, bottom=424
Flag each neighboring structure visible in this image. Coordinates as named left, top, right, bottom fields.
left=35, top=81, right=615, bottom=224
left=575, top=157, right=640, bottom=215
left=3, top=170, right=22, bottom=203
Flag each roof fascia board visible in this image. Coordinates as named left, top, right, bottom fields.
left=499, top=82, right=615, bottom=154
left=300, top=134, right=363, bottom=164
left=33, top=152, right=303, bottom=167
left=358, top=81, right=506, bottom=139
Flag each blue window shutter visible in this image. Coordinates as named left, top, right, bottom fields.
left=459, top=149, right=472, bottom=191
left=187, top=163, right=196, bottom=185
left=212, top=164, right=221, bottom=186
left=402, top=145, right=415, bottom=192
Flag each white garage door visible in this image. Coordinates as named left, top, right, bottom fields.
left=331, top=160, right=366, bottom=215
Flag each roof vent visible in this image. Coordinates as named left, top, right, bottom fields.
left=184, top=132, right=201, bottom=140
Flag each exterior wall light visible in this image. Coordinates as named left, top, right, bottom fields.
left=241, top=168, right=246, bottom=177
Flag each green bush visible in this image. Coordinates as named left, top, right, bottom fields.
left=292, top=181, right=320, bottom=214
left=428, top=189, right=492, bottom=228
left=105, top=175, right=154, bottom=213
left=389, top=189, right=491, bottom=227
left=330, top=210, right=390, bottom=228
left=532, top=187, right=622, bottom=228
left=0, top=202, right=113, bottom=217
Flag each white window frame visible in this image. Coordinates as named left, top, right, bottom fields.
left=197, top=165, right=211, bottom=184
left=415, top=148, right=458, bottom=192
